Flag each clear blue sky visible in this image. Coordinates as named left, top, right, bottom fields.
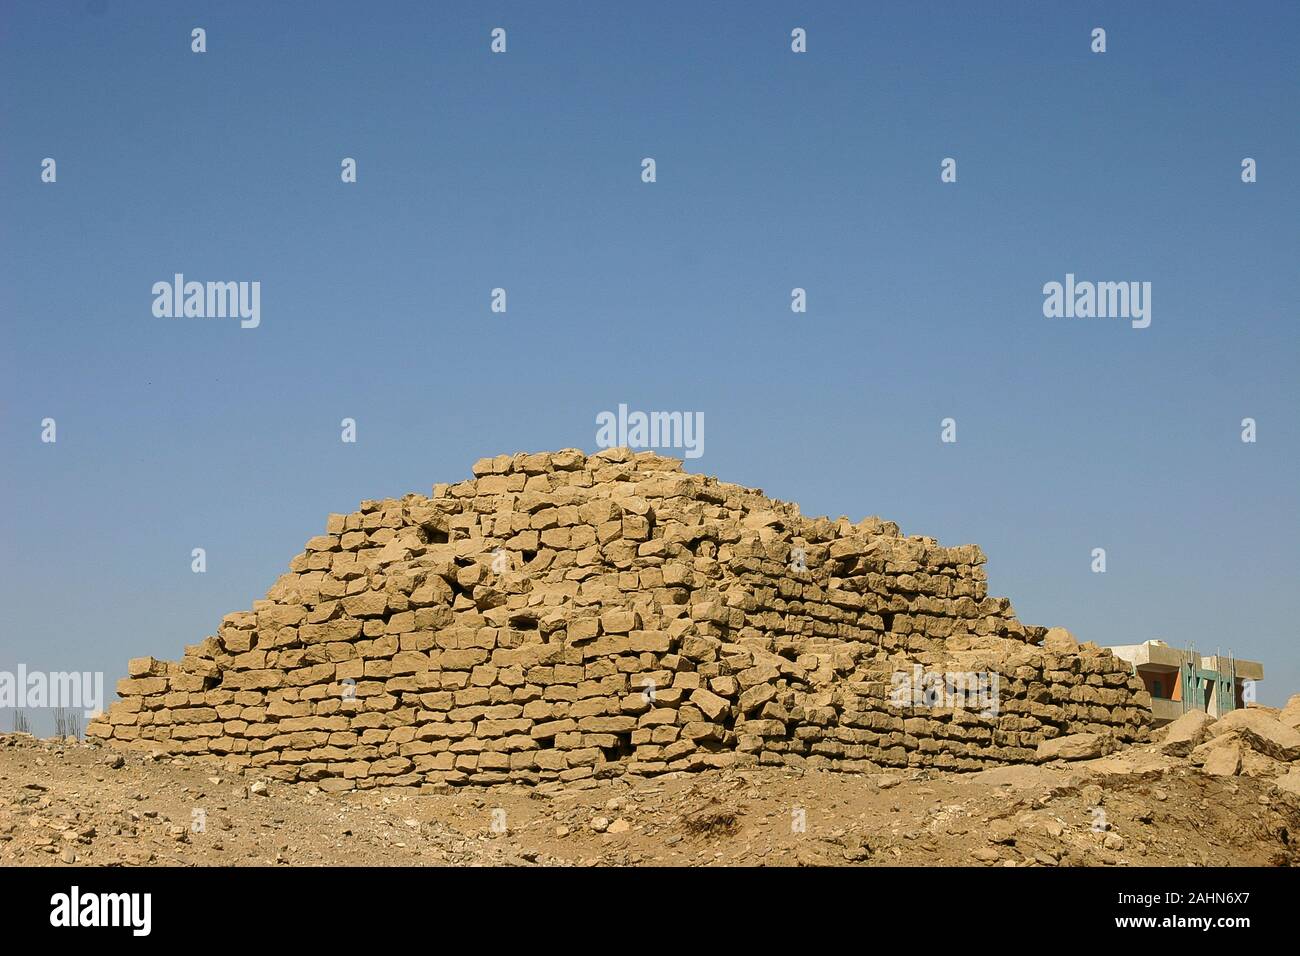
left=2, top=1, right=1297, bottom=731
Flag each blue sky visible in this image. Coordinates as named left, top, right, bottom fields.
left=2, top=1, right=1297, bottom=729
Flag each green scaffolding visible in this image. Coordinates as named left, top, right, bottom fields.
left=1180, top=647, right=1237, bottom=717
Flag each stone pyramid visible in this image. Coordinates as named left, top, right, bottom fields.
left=87, top=448, right=1150, bottom=789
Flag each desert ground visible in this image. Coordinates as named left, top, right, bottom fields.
left=3, top=721, right=1297, bottom=868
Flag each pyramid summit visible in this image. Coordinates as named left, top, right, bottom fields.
left=87, top=448, right=1151, bottom=789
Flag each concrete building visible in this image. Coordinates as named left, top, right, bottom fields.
left=1106, top=640, right=1264, bottom=725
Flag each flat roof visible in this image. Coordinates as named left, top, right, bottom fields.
left=1105, top=642, right=1263, bottom=679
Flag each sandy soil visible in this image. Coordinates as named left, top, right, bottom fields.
left=3, top=733, right=1297, bottom=867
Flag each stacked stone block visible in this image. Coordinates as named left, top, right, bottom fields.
left=87, top=448, right=1151, bottom=788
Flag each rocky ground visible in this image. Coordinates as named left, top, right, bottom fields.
left=3, top=716, right=1299, bottom=867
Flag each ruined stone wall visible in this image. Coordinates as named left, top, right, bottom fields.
left=87, top=449, right=1151, bottom=789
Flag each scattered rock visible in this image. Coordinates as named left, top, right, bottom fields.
left=987, top=819, right=1017, bottom=845
left=1201, top=739, right=1243, bottom=777
left=1159, top=711, right=1215, bottom=757
left=1210, top=710, right=1300, bottom=762
left=1038, top=733, right=1111, bottom=762
left=841, top=834, right=871, bottom=861
left=1279, top=695, right=1300, bottom=731
left=1241, top=750, right=1288, bottom=778
left=1273, top=768, right=1300, bottom=797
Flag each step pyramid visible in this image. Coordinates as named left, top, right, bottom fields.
left=87, top=448, right=1151, bottom=789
